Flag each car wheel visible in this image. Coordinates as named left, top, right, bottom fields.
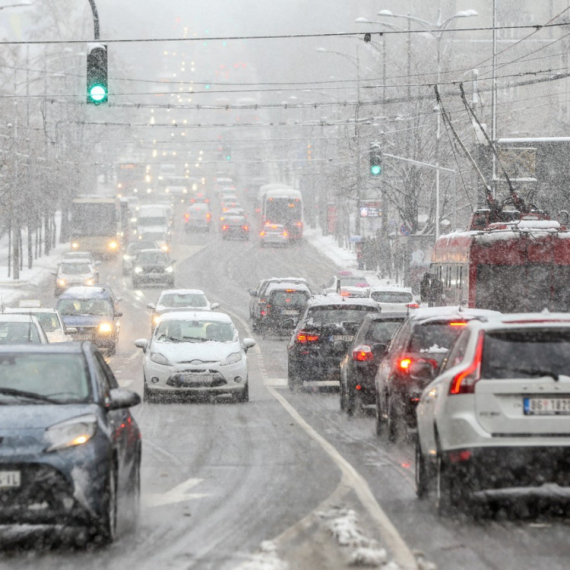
left=236, top=382, right=249, bottom=403
left=90, top=465, right=117, bottom=545
left=143, top=383, right=156, bottom=404
left=415, top=437, right=430, bottom=499
left=435, top=454, right=453, bottom=515
left=374, top=392, right=384, bottom=436
left=124, top=447, right=141, bottom=533
left=345, top=381, right=356, bottom=416
left=288, top=365, right=301, bottom=392
left=339, top=378, right=347, bottom=411
left=386, top=394, right=399, bottom=443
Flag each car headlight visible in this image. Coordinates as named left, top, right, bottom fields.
left=71, top=242, right=79, bottom=249
left=44, top=414, right=97, bottom=453
left=220, top=352, right=242, bottom=366
left=152, top=314, right=161, bottom=326
left=109, top=241, right=118, bottom=250
left=85, top=278, right=95, bottom=286
left=150, top=352, right=170, bottom=366
left=134, top=266, right=143, bottom=274
left=165, top=266, right=174, bottom=273
left=123, top=254, right=130, bottom=261
left=57, top=278, right=67, bottom=286
left=98, top=322, right=113, bottom=334
left=161, top=244, right=169, bottom=252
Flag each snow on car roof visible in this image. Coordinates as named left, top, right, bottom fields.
left=5, top=308, right=58, bottom=314
left=410, top=306, right=500, bottom=323
left=266, top=282, right=311, bottom=294
left=59, top=287, right=113, bottom=299
left=0, top=313, right=40, bottom=323
left=370, top=286, right=412, bottom=293
left=159, top=310, right=232, bottom=323
left=308, top=295, right=380, bottom=308
left=159, top=289, right=206, bottom=297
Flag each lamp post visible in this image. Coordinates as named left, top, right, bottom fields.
left=374, top=9, right=478, bottom=239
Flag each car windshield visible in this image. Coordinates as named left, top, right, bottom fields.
left=155, top=320, right=236, bottom=343
left=13, top=312, right=61, bottom=333
left=136, top=251, right=169, bottom=264
left=365, top=320, right=403, bottom=344
left=0, top=353, right=89, bottom=403
left=306, top=306, right=377, bottom=326
left=339, top=277, right=369, bottom=287
left=127, top=242, right=156, bottom=254
left=481, top=329, right=570, bottom=379
left=0, top=322, right=41, bottom=344
left=371, top=291, right=413, bottom=303
left=407, top=322, right=465, bottom=356
left=138, top=216, right=167, bottom=226
left=56, top=299, right=113, bottom=317
left=159, top=293, right=208, bottom=308
left=60, top=263, right=91, bottom=275
left=140, top=233, right=167, bottom=243
left=269, top=291, right=308, bottom=308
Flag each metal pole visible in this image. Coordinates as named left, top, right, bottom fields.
left=435, top=34, right=442, bottom=240
left=491, top=0, right=497, bottom=198
left=87, top=0, right=100, bottom=40
left=355, top=46, right=361, bottom=236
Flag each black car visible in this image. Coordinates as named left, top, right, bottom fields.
left=287, top=296, right=381, bottom=391
left=374, top=307, right=499, bottom=440
left=131, top=248, right=175, bottom=288
left=221, top=215, right=250, bottom=240
left=0, top=343, right=141, bottom=544
left=339, top=313, right=406, bottom=416
left=260, top=282, right=312, bottom=336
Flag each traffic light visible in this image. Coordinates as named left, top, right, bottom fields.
left=223, top=146, right=231, bottom=161
left=87, top=44, right=108, bottom=105
left=307, top=143, right=313, bottom=161
left=370, top=141, right=382, bottom=176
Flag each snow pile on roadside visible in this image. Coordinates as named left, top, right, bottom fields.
left=238, top=540, right=288, bottom=570
left=318, top=508, right=389, bottom=567
left=304, top=227, right=357, bottom=269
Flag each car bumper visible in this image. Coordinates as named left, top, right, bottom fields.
left=134, top=272, right=174, bottom=283
left=289, top=352, right=343, bottom=383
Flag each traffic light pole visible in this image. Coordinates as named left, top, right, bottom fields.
left=87, top=0, right=100, bottom=40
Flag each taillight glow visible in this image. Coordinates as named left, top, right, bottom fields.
left=283, top=231, right=288, bottom=237
left=449, top=332, right=484, bottom=395
left=260, top=231, right=265, bottom=236
left=296, top=330, right=319, bottom=344
left=399, top=358, right=412, bottom=370
left=449, top=450, right=472, bottom=463
left=449, top=322, right=467, bottom=327
left=352, top=345, right=373, bottom=361
left=184, top=213, right=189, bottom=221
left=206, top=213, right=211, bottom=219
left=243, top=225, right=249, bottom=230
left=297, top=221, right=302, bottom=227
left=222, top=225, right=228, bottom=230
left=406, top=302, right=420, bottom=309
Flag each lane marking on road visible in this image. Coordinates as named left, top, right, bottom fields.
left=119, top=379, right=134, bottom=387
left=221, top=306, right=418, bottom=570
left=128, top=350, right=141, bottom=362
left=264, top=377, right=288, bottom=387
left=143, top=477, right=210, bottom=508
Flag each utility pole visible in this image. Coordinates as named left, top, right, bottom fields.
left=491, top=0, right=498, bottom=197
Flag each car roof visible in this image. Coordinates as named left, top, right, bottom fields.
left=60, top=259, right=93, bottom=264
left=365, top=312, right=407, bottom=321
left=370, top=286, right=412, bottom=293
left=137, top=248, right=166, bottom=254
left=58, top=287, right=113, bottom=300
left=158, top=310, right=232, bottom=323
left=266, top=282, right=311, bottom=294
left=0, top=342, right=85, bottom=355
left=5, top=308, right=58, bottom=314
left=307, top=295, right=380, bottom=308
left=476, top=312, right=570, bottom=331
left=159, top=289, right=206, bottom=297
left=263, top=277, right=308, bottom=284
left=409, top=306, right=501, bottom=324
left=0, top=314, right=41, bottom=323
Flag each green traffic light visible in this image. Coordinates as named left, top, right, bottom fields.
left=89, top=84, right=107, bottom=103
left=225, top=155, right=231, bottom=161
left=370, top=165, right=382, bottom=176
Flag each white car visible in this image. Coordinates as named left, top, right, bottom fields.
left=0, top=314, right=49, bottom=344
left=54, top=260, right=99, bottom=295
left=260, top=224, right=289, bottom=247
left=147, top=289, right=220, bottom=329
left=416, top=313, right=570, bottom=513
left=135, top=311, right=255, bottom=403
left=322, top=273, right=370, bottom=296
left=4, top=306, right=74, bottom=343
left=369, top=287, right=418, bottom=312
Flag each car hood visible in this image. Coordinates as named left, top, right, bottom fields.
left=61, top=315, right=111, bottom=327
left=0, top=403, right=99, bottom=430
left=151, top=340, right=240, bottom=363
left=59, top=273, right=94, bottom=280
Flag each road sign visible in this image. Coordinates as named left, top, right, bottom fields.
left=359, top=200, right=382, bottom=218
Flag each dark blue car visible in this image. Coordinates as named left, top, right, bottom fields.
left=0, top=343, right=141, bottom=544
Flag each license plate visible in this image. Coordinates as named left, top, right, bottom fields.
left=179, top=374, right=212, bottom=383
left=524, top=397, right=570, bottom=415
left=282, top=310, right=299, bottom=315
left=0, top=471, right=21, bottom=488
left=332, top=335, right=353, bottom=342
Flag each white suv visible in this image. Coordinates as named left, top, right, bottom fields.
left=416, top=313, right=570, bottom=513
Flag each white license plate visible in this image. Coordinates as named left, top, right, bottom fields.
left=0, top=471, right=21, bottom=488
left=332, top=335, right=353, bottom=342
left=180, top=375, right=212, bottom=383
left=524, top=397, right=570, bottom=415
left=282, top=310, right=299, bottom=315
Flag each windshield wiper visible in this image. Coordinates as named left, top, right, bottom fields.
left=493, top=366, right=559, bottom=381
left=0, top=387, right=61, bottom=404
left=181, top=336, right=209, bottom=343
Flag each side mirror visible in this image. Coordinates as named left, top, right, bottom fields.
left=135, top=338, right=148, bottom=352
left=409, top=361, right=436, bottom=383
left=242, top=338, right=256, bottom=352
left=249, top=289, right=258, bottom=297
left=211, top=302, right=220, bottom=310
left=66, top=327, right=78, bottom=335
left=371, top=342, right=387, bottom=361
left=115, top=312, right=123, bottom=318
left=107, top=388, right=141, bottom=410
left=147, top=303, right=156, bottom=310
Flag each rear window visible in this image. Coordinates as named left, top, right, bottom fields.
left=371, top=291, right=413, bottom=304
left=306, top=306, right=378, bottom=326
left=339, top=277, right=369, bottom=287
left=60, top=263, right=91, bottom=275
left=365, top=320, right=403, bottom=344
left=269, top=291, right=308, bottom=307
left=0, top=322, right=41, bottom=344
left=481, top=329, right=570, bottom=379
left=407, top=322, right=465, bottom=355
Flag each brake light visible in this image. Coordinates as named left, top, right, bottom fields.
left=449, top=322, right=467, bottom=327
left=406, top=302, right=420, bottom=309
left=449, top=332, right=484, bottom=395
left=243, top=225, right=249, bottom=230
left=260, top=310, right=266, bottom=316
left=449, top=450, right=472, bottom=463
left=283, top=231, right=288, bottom=237
left=184, top=213, right=189, bottom=221
left=297, top=221, right=302, bottom=227
left=296, top=330, right=319, bottom=343
left=260, top=231, right=265, bottom=236
left=206, top=213, right=211, bottom=219
left=399, top=358, right=412, bottom=370
left=340, top=290, right=351, bottom=297
left=352, top=345, right=374, bottom=362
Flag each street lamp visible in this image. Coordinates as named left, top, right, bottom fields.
left=375, top=8, right=478, bottom=239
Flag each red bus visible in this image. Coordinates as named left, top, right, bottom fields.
left=430, top=216, right=570, bottom=312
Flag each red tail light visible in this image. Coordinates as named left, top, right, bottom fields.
left=184, top=213, right=189, bottom=221
left=449, top=321, right=467, bottom=327
left=399, top=358, right=412, bottom=370
left=406, top=302, right=420, bottom=309
left=206, top=213, right=211, bottom=219
left=297, top=221, right=302, bottom=227
left=352, top=345, right=374, bottom=361
left=283, top=231, right=288, bottom=237
left=449, top=332, right=484, bottom=395
left=243, top=225, right=249, bottom=230
left=260, top=231, right=265, bottom=236
left=222, top=225, right=229, bottom=231
left=296, top=330, right=319, bottom=343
